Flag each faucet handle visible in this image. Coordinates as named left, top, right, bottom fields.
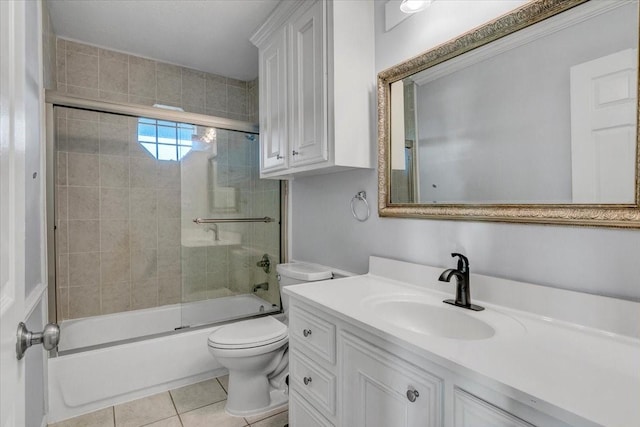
left=451, top=253, right=469, bottom=272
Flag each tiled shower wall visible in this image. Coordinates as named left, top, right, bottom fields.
left=42, top=1, right=57, bottom=90
left=55, top=107, right=184, bottom=319
left=53, top=39, right=276, bottom=321
left=55, top=38, right=258, bottom=122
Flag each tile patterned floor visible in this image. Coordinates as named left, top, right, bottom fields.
left=48, top=376, right=288, bottom=427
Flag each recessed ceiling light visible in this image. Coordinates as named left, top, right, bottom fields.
left=400, top=0, right=433, bottom=14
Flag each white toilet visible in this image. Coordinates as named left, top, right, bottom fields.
left=207, top=262, right=333, bottom=417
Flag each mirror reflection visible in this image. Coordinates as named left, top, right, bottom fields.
left=390, top=1, right=638, bottom=205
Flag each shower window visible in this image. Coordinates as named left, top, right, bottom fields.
left=137, top=118, right=195, bottom=161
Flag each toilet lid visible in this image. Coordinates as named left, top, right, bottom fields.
left=208, top=316, right=288, bottom=349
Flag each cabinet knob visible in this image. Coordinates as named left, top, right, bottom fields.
left=406, top=387, right=420, bottom=402
left=303, top=376, right=312, bottom=385
left=303, top=329, right=312, bottom=337
left=292, top=150, right=300, bottom=156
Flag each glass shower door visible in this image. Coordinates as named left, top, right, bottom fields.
left=179, top=127, right=281, bottom=328
left=52, top=105, right=282, bottom=352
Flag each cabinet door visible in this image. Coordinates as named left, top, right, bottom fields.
left=289, top=0, right=327, bottom=168
left=259, top=28, right=287, bottom=173
left=341, top=333, right=443, bottom=427
left=454, top=388, right=535, bottom=427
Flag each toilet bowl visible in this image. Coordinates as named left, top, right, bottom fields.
left=208, top=316, right=289, bottom=416
left=208, top=262, right=333, bottom=417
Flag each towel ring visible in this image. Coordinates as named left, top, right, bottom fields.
left=351, top=191, right=370, bottom=222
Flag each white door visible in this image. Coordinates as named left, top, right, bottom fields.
left=289, top=0, right=327, bottom=168
left=570, top=49, right=638, bottom=203
left=259, top=27, right=288, bottom=174
left=0, top=1, right=27, bottom=426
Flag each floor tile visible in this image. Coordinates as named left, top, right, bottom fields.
left=115, top=392, right=177, bottom=427
left=170, top=379, right=227, bottom=414
left=250, top=411, right=288, bottom=427
left=142, top=416, right=182, bottom=427
left=244, top=405, right=287, bottom=424
left=48, top=407, right=114, bottom=427
left=217, top=375, right=229, bottom=393
left=179, top=401, right=247, bottom=427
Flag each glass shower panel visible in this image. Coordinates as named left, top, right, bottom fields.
left=53, top=105, right=281, bottom=351
left=53, top=107, right=195, bottom=324
left=179, top=128, right=281, bottom=328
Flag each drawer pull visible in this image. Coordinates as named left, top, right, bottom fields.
left=303, top=328, right=312, bottom=337
left=406, top=386, right=420, bottom=402
left=276, top=154, right=283, bottom=159
left=303, top=376, right=313, bottom=385
left=292, top=150, right=300, bottom=156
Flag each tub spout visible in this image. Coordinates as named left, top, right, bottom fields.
left=253, top=282, right=269, bottom=292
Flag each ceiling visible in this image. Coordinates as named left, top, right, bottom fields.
left=46, top=0, right=281, bottom=81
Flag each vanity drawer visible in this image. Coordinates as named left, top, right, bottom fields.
left=289, top=305, right=336, bottom=364
left=454, top=388, right=536, bottom=427
left=290, top=390, right=334, bottom=427
left=290, top=349, right=337, bottom=417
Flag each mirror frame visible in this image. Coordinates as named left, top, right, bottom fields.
left=378, top=0, right=640, bottom=228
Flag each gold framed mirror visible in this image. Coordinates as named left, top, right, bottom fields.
left=378, top=0, right=640, bottom=228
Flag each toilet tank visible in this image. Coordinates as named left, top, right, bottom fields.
left=276, top=262, right=333, bottom=315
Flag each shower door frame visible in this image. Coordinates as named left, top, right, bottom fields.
left=45, top=91, right=289, bottom=324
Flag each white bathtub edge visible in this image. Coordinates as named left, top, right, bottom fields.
left=48, top=326, right=226, bottom=423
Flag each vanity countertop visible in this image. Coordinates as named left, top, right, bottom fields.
left=283, top=257, right=640, bottom=427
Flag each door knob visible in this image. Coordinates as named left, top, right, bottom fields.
left=16, top=322, right=60, bottom=360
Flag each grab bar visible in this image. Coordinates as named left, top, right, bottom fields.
left=193, top=217, right=275, bottom=224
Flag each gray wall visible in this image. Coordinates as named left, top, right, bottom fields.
left=291, top=0, right=640, bottom=302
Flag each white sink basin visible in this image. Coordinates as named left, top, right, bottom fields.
left=363, top=294, right=524, bottom=341
left=372, top=300, right=495, bottom=340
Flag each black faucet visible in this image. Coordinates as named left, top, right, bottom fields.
left=438, top=253, right=484, bottom=311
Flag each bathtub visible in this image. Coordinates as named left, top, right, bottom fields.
left=48, top=294, right=280, bottom=423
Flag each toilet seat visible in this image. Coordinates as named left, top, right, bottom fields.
left=208, top=316, right=288, bottom=350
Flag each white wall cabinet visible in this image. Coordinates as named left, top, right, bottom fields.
left=287, top=298, right=576, bottom=427
left=251, top=0, right=374, bottom=178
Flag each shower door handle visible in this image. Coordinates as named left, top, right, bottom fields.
left=16, top=322, right=60, bottom=360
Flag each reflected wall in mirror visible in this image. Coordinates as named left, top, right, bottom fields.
left=379, top=0, right=640, bottom=227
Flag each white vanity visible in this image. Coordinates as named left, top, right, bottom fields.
left=283, top=257, right=640, bottom=427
